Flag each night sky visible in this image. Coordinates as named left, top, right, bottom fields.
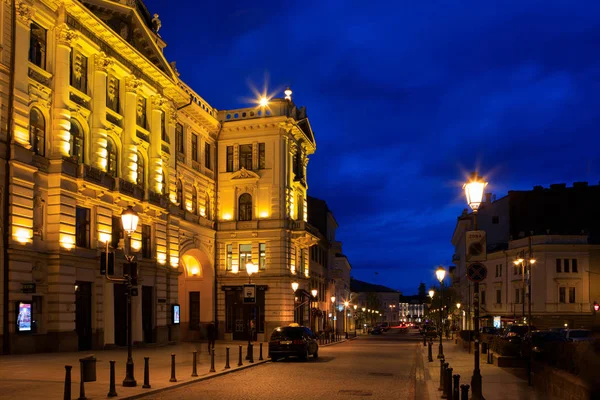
left=143, top=0, right=600, bottom=294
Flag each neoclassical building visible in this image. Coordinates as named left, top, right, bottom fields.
left=0, top=0, right=319, bottom=353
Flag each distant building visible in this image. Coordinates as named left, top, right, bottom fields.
left=351, top=279, right=401, bottom=326
left=399, top=295, right=427, bottom=323
left=452, top=182, right=600, bottom=330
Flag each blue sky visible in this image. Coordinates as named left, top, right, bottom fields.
left=144, top=0, right=600, bottom=294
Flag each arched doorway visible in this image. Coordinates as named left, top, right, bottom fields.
left=178, top=248, right=214, bottom=342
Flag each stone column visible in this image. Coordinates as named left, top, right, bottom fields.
left=123, top=76, right=141, bottom=184
left=91, top=52, right=112, bottom=171
left=13, top=1, right=34, bottom=146
left=52, top=22, right=79, bottom=158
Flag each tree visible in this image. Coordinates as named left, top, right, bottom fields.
left=418, top=282, right=426, bottom=302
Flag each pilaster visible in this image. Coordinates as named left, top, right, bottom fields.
left=91, top=52, right=112, bottom=171
left=123, top=76, right=140, bottom=184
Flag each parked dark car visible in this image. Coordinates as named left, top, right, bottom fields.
left=423, top=325, right=438, bottom=338
left=480, top=326, right=499, bottom=335
left=502, top=325, right=536, bottom=342
left=268, top=325, right=319, bottom=361
left=521, top=330, right=567, bottom=360
left=370, top=326, right=383, bottom=335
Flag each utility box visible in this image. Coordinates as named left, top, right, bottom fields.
left=79, top=355, right=97, bottom=382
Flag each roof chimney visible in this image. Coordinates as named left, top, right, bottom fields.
left=485, top=193, right=492, bottom=203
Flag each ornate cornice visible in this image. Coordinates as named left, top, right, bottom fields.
left=125, top=75, right=142, bottom=93
left=152, top=94, right=168, bottom=110
left=55, top=22, right=79, bottom=47
left=94, top=52, right=114, bottom=73
left=16, top=1, right=34, bottom=25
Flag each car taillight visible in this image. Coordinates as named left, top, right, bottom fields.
left=292, top=340, right=304, bottom=344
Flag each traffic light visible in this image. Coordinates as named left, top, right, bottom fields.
left=593, top=301, right=599, bottom=314
left=100, top=252, right=114, bottom=275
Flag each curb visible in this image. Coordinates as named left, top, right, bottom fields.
left=122, top=359, right=269, bottom=399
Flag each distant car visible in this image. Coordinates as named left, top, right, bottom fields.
left=269, top=325, right=319, bottom=361
left=564, top=329, right=594, bottom=342
left=423, top=325, right=438, bottom=337
left=502, top=325, right=536, bottom=341
left=371, top=327, right=383, bottom=335
left=521, top=330, right=567, bottom=359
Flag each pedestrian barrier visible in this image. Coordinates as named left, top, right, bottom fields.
left=142, top=357, right=151, bottom=388
left=460, top=384, right=470, bottom=400
left=481, top=342, right=488, bottom=354
left=238, top=345, right=243, bottom=366
left=78, top=355, right=96, bottom=400
left=487, top=350, right=493, bottom=364
left=108, top=360, right=118, bottom=396
left=191, top=351, right=198, bottom=377
left=428, top=342, right=433, bottom=362
left=169, top=354, right=177, bottom=382
left=452, top=374, right=460, bottom=400
left=63, top=365, right=72, bottom=400
left=248, top=343, right=254, bottom=363
left=259, top=343, right=264, bottom=360
left=443, top=366, right=453, bottom=399
left=225, top=347, right=231, bottom=370
left=210, top=348, right=216, bottom=373
left=438, top=359, right=445, bottom=391
left=423, top=335, right=427, bottom=346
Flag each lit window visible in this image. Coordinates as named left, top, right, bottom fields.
left=239, top=244, right=252, bottom=267
left=29, top=108, right=45, bottom=156
left=226, top=244, right=232, bottom=271
left=238, top=193, right=252, bottom=221
left=239, top=144, right=252, bottom=170
left=106, top=137, right=118, bottom=177
left=29, top=22, right=47, bottom=69
left=259, top=243, right=266, bottom=270
left=69, top=119, right=84, bottom=163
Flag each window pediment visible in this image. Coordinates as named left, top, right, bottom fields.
left=230, top=167, right=259, bottom=182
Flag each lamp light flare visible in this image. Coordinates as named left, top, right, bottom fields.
left=259, top=97, right=268, bottom=107
left=292, top=282, right=299, bottom=292
left=435, top=266, right=446, bottom=283
left=311, top=289, right=318, bottom=298
left=463, top=172, right=488, bottom=211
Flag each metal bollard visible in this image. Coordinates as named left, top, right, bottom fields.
left=169, top=354, right=177, bottom=382
left=78, top=359, right=86, bottom=400
left=423, top=335, right=427, bottom=346
left=108, top=360, right=119, bottom=396
left=438, top=359, right=445, bottom=391
left=142, top=357, right=151, bottom=388
left=225, top=347, right=231, bottom=369
left=443, top=367, right=453, bottom=399
left=249, top=343, right=254, bottom=363
left=482, top=342, right=488, bottom=354
left=453, top=374, right=460, bottom=400
left=428, top=342, right=434, bottom=362
left=460, top=384, right=470, bottom=400
left=210, top=348, right=216, bottom=372
left=238, top=345, right=243, bottom=366
left=64, top=365, right=72, bottom=400
left=191, top=351, right=198, bottom=377
left=259, top=343, right=264, bottom=360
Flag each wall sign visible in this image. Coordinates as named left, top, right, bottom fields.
left=244, top=284, right=256, bottom=304
left=172, top=304, right=180, bottom=324
left=17, top=302, right=32, bottom=332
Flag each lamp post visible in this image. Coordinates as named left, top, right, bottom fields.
left=292, top=282, right=299, bottom=323
left=234, top=261, right=259, bottom=349
left=436, top=266, right=446, bottom=359
left=456, top=303, right=461, bottom=331
left=330, top=296, right=336, bottom=335
left=353, top=304, right=358, bottom=335
left=104, top=206, right=139, bottom=387
left=464, top=172, right=487, bottom=400
left=311, top=289, right=318, bottom=331
left=344, top=301, right=349, bottom=336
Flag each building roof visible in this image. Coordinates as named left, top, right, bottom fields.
left=350, top=278, right=400, bottom=294
left=308, top=196, right=338, bottom=238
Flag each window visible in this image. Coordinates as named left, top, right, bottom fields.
left=563, top=259, right=570, bottom=273
left=106, top=137, right=118, bottom=176
left=111, top=216, right=121, bottom=249
left=189, top=292, right=200, bottom=330
left=136, top=96, right=147, bottom=129
left=70, top=49, right=88, bottom=92
left=291, top=247, right=296, bottom=272
left=142, top=224, right=151, bottom=259
left=226, top=244, right=232, bottom=271
left=293, top=151, right=300, bottom=177
left=205, top=194, right=211, bottom=220
left=299, top=250, right=305, bottom=276
left=160, top=169, right=166, bottom=195
left=192, top=187, right=198, bottom=215
left=492, top=216, right=499, bottom=224
left=515, top=288, right=520, bottom=304
left=69, top=119, right=84, bottom=163
left=191, top=133, right=198, bottom=162
left=559, top=287, right=566, bottom=303
left=136, top=153, right=145, bottom=188
left=556, top=259, right=561, bottom=273
left=29, top=108, right=45, bottom=156
left=239, top=244, right=252, bottom=268
left=499, top=264, right=502, bottom=277
left=204, top=142, right=211, bottom=170
left=176, top=124, right=184, bottom=154
left=75, top=207, right=90, bottom=248
left=496, top=289, right=501, bottom=304
left=481, top=290, right=486, bottom=305
left=161, top=112, right=167, bottom=142
left=572, top=259, right=578, bottom=273
left=259, top=243, right=266, bottom=270
left=259, top=142, right=265, bottom=169
left=29, top=22, right=47, bottom=69
left=238, top=193, right=252, bottom=221
left=569, top=287, right=575, bottom=303
left=176, top=180, right=183, bottom=210
left=226, top=146, right=233, bottom=172
left=239, top=144, right=252, bottom=170
left=106, top=75, right=120, bottom=113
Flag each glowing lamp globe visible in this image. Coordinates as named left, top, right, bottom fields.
left=291, top=282, right=299, bottom=292
left=311, top=289, right=318, bottom=298
left=435, top=266, right=446, bottom=283
left=429, top=289, right=435, bottom=299
left=463, top=173, right=488, bottom=211
left=121, top=206, right=139, bottom=235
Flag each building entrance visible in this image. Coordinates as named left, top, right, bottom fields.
left=75, top=281, right=93, bottom=351
left=224, top=286, right=266, bottom=341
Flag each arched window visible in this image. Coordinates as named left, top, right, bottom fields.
left=69, top=119, right=84, bottom=163
left=136, top=152, right=145, bottom=188
left=192, top=187, right=198, bottom=214
left=29, top=107, right=45, bottom=156
left=205, top=194, right=211, bottom=220
left=238, top=193, right=252, bottom=221
left=176, top=180, right=183, bottom=209
left=106, top=137, right=118, bottom=176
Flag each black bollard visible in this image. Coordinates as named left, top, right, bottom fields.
left=460, top=384, right=470, bottom=400
left=225, top=347, right=231, bottom=369
left=249, top=343, right=254, bottom=363
left=108, top=360, right=119, bottom=396
left=142, top=357, right=151, bottom=388
left=64, top=365, right=72, bottom=400
left=438, top=359, right=445, bottom=391
left=443, top=367, right=453, bottom=399
left=238, top=345, right=243, bottom=366
left=428, top=342, right=434, bottom=362
left=210, top=348, right=216, bottom=372
left=423, top=335, right=427, bottom=346
left=191, top=351, right=198, bottom=377
left=78, top=359, right=86, bottom=400
left=169, top=354, right=177, bottom=382
left=453, top=374, right=460, bottom=400
left=259, top=343, right=264, bottom=361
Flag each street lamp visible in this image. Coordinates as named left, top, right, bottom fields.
left=310, top=289, right=318, bottom=331
left=344, top=301, right=349, bottom=336
left=463, top=172, right=487, bottom=400
left=291, top=281, right=299, bottom=292
left=435, top=266, right=446, bottom=359
left=330, top=296, right=336, bottom=334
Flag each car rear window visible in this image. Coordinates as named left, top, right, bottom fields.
left=271, top=327, right=304, bottom=340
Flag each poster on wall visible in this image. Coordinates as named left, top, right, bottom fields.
left=172, top=304, right=180, bottom=325
left=493, top=316, right=501, bottom=329
left=17, top=302, right=32, bottom=332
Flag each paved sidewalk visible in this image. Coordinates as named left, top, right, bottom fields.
left=421, top=339, right=540, bottom=400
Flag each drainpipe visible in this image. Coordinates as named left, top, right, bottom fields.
left=2, top=0, right=16, bottom=355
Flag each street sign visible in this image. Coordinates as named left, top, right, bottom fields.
left=21, top=283, right=36, bottom=294
left=466, top=230, right=487, bottom=262
left=243, top=284, right=256, bottom=304
left=467, top=263, right=487, bottom=282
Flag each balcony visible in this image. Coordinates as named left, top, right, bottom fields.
left=117, top=178, right=144, bottom=201
left=78, top=164, right=115, bottom=191
left=290, top=220, right=320, bottom=246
